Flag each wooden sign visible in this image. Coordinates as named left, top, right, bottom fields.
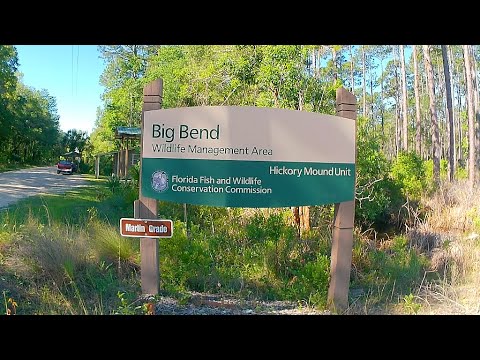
left=120, top=218, right=173, bottom=238
left=141, top=106, right=355, bottom=207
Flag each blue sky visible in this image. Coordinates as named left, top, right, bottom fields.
left=15, top=45, right=105, bottom=134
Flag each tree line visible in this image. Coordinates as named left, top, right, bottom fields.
left=92, top=45, right=479, bottom=177
left=0, top=45, right=91, bottom=167
left=89, top=45, right=480, bottom=230
left=0, top=45, right=62, bottom=165
left=3, top=44, right=479, bottom=227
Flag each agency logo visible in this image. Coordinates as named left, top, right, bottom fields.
left=151, top=170, right=169, bottom=192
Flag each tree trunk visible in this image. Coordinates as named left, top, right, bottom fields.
left=449, top=45, right=457, bottom=172
left=292, top=206, right=300, bottom=233
left=413, top=45, right=422, bottom=156
left=369, top=55, right=374, bottom=124
left=350, top=45, right=354, bottom=93
left=437, top=59, right=447, bottom=161
left=442, top=45, right=455, bottom=182
left=362, top=45, right=367, bottom=117
left=463, top=45, right=476, bottom=188
left=393, top=46, right=401, bottom=156
left=332, top=46, right=338, bottom=83
left=420, top=50, right=429, bottom=160
left=458, top=81, right=463, bottom=165
left=456, top=48, right=464, bottom=165
left=380, top=53, right=385, bottom=140
left=395, top=103, right=400, bottom=157
left=471, top=46, right=480, bottom=173
left=400, top=45, right=409, bottom=152
left=423, top=45, right=441, bottom=186
left=299, top=206, right=310, bottom=235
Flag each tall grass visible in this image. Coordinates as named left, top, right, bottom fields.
left=408, top=180, right=480, bottom=314
left=4, top=175, right=479, bottom=314
left=0, top=180, right=141, bottom=314
left=346, top=180, right=480, bottom=314
left=158, top=209, right=333, bottom=308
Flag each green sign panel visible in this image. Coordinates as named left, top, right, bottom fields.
left=141, top=106, right=355, bottom=208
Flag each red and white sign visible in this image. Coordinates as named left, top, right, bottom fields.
left=120, top=218, right=173, bottom=238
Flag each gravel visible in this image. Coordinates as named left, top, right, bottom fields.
left=149, top=291, right=329, bottom=315
left=0, top=166, right=88, bottom=209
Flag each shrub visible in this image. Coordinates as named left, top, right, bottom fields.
left=17, top=220, right=89, bottom=286
left=106, top=175, right=120, bottom=193
left=119, top=181, right=139, bottom=206
left=79, top=161, right=92, bottom=174
left=128, top=163, right=140, bottom=185
left=246, top=210, right=296, bottom=245
left=456, top=166, right=468, bottom=180
left=88, top=218, right=139, bottom=267
left=286, top=254, right=330, bottom=308
left=424, top=158, right=449, bottom=188
left=99, top=155, right=113, bottom=177
left=390, top=151, right=427, bottom=201
left=159, top=221, right=213, bottom=292
left=355, top=116, right=404, bottom=230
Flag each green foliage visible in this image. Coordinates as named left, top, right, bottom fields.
left=129, top=163, right=140, bottom=185
left=352, top=234, right=429, bottom=307
left=402, top=293, right=421, bottom=314
left=113, top=291, right=144, bottom=315
left=88, top=218, right=139, bottom=265
left=92, top=45, right=154, bottom=155
left=255, top=45, right=337, bottom=112
left=286, top=254, right=330, bottom=308
left=0, top=45, right=19, bottom=163
left=0, top=181, right=140, bottom=314
left=157, top=210, right=331, bottom=308
left=456, top=166, right=468, bottom=180
left=6, top=45, right=473, bottom=314
left=158, top=202, right=231, bottom=234
left=390, top=152, right=427, bottom=201
left=79, top=161, right=91, bottom=174
left=0, top=45, right=63, bottom=166
left=0, top=174, right=439, bottom=314
left=159, top=221, right=212, bottom=293
left=93, top=45, right=340, bottom=156
left=106, top=175, right=121, bottom=193
left=93, top=154, right=114, bottom=177
left=246, top=211, right=296, bottom=245
left=424, top=159, right=449, bottom=187
left=62, top=129, right=89, bottom=154
left=355, top=116, right=404, bottom=229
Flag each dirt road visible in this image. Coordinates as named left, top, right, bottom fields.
left=0, top=166, right=89, bottom=209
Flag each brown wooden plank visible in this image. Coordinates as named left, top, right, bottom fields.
left=328, top=226, right=354, bottom=311
left=138, top=78, right=163, bottom=295
left=328, top=87, right=357, bottom=312
left=333, top=200, right=355, bottom=229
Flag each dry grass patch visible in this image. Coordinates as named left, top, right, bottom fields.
left=402, top=180, right=480, bottom=314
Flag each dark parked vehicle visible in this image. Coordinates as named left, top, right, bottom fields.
left=57, top=160, right=77, bottom=174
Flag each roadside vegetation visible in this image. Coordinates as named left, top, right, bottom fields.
left=0, top=163, right=34, bottom=173
left=2, top=140, right=480, bottom=315
left=2, top=45, right=480, bottom=314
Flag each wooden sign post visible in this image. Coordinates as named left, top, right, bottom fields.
left=136, top=79, right=357, bottom=307
left=328, top=87, right=357, bottom=312
left=137, top=78, right=163, bottom=295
